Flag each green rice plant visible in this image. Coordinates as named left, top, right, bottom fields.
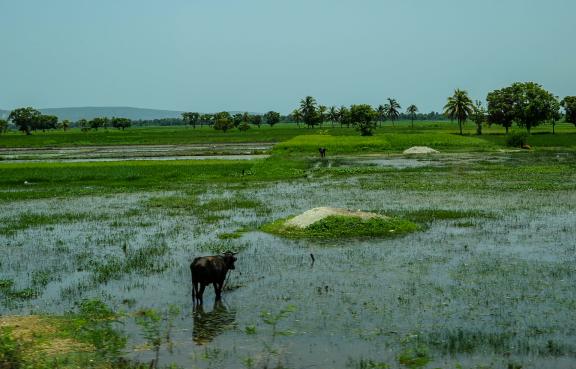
left=63, top=299, right=127, bottom=359
left=346, top=358, right=390, bottom=369
left=145, top=195, right=197, bottom=211
left=198, top=240, right=249, bottom=254
left=274, top=135, right=392, bottom=154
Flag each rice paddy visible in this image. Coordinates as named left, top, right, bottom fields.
left=0, top=138, right=575, bottom=368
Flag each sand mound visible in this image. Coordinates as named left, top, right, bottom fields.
left=403, top=146, right=439, bottom=154
left=284, top=207, right=388, bottom=229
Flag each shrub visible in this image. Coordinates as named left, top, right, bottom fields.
left=506, top=131, right=529, bottom=148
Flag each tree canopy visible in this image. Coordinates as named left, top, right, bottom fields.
left=350, top=104, right=377, bottom=136
left=264, top=111, right=280, bottom=127
left=444, top=89, right=474, bottom=135
left=8, top=107, right=42, bottom=135
left=561, top=96, right=576, bottom=126
left=487, top=82, right=559, bottom=134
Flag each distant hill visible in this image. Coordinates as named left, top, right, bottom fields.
left=37, top=107, right=184, bottom=121
left=0, top=107, right=262, bottom=121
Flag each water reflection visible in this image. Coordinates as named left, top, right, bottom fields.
left=192, top=300, right=236, bottom=345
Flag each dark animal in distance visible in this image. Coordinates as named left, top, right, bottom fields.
left=191, top=251, right=237, bottom=305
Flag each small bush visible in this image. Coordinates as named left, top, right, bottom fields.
left=506, top=131, right=529, bottom=147
left=262, top=215, right=419, bottom=239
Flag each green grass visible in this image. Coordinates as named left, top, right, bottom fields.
left=262, top=215, right=420, bottom=239
left=274, top=132, right=501, bottom=155
left=0, top=211, right=103, bottom=236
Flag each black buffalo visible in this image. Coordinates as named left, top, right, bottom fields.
left=190, top=251, right=237, bottom=304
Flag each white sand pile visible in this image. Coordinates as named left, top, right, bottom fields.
left=284, top=207, right=388, bottom=229
left=403, top=146, right=439, bottom=154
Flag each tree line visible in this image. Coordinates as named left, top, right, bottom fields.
left=181, top=111, right=281, bottom=132
left=445, top=82, right=575, bottom=135
left=2, top=81, right=574, bottom=136
left=0, top=107, right=132, bottom=135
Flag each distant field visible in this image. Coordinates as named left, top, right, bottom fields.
left=0, top=121, right=573, bottom=148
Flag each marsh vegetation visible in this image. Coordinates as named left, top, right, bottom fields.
left=1, top=134, right=575, bottom=368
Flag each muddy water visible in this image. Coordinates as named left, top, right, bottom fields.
left=0, top=143, right=273, bottom=162
left=1, top=153, right=576, bottom=368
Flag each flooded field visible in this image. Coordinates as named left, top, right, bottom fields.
left=1, top=152, right=575, bottom=368
left=0, top=143, right=272, bottom=162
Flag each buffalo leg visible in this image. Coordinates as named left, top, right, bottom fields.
left=197, top=283, right=206, bottom=305
left=192, top=281, right=199, bottom=304
left=214, top=282, right=222, bottom=301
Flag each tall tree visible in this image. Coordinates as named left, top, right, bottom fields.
left=213, top=112, right=233, bottom=132
left=8, top=107, right=41, bottom=135
left=199, top=114, right=213, bottom=127
left=89, top=117, right=108, bottom=131
left=111, top=117, right=131, bottom=130
left=376, top=105, right=386, bottom=127
left=338, top=106, right=351, bottom=128
left=264, top=111, right=280, bottom=127
left=328, top=106, right=338, bottom=127
left=385, top=98, right=401, bottom=126
left=37, top=115, right=58, bottom=132
left=232, top=113, right=243, bottom=128
left=488, top=82, right=559, bottom=135
left=291, top=109, right=302, bottom=128
left=299, top=96, right=320, bottom=128
left=560, top=96, right=576, bottom=127
left=318, top=105, right=327, bottom=127
left=182, top=112, right=200, bottom=128
left=486, top=87, right=515, bottom=134
left=0, top=119, right=8, bottom=134
left=59, top=119, right=70, bottom=131
left=444, top=89, right=474, bottom=135
left=251, top=114, right=262, bottom=128
left=406, top=104, right=418, bottom=128
left=350, top=104, right=377, bottom=136
left=471, top=101, right=485, bottom=135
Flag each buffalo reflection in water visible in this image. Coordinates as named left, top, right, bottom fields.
left=192, top=300, right=236, bottom=345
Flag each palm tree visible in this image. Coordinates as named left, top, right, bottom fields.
left=444, top=89, right=474, bottom=135
left=300, top=96, right=318, bottom=128
left=328, top=106, right=338, bottom=127
left=376, top=105, right=386, bottom=127
left=318, top=105, right=327, bottom=127
left=291, top=109, right=302, bottom=128
left=385, top=98, right=401, bottom=126
left=338, top=106, right=350, bottom=127
left=406, top=105, right=418, bottom=128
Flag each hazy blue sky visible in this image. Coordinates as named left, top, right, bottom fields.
left=1, top=0, right=575, bottom=113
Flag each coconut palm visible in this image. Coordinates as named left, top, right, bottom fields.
left=385, top=98, right=401, bottom=126
left=291, top=109, right=302, bottom=128
left=299, top=96, right=319, bottom=128
left=328, top=106, right=338, bottom=127
left=318, top=105, right=327, bottom=127
left=406, top=105, right=418, bottom=128
left=444, top=89, right=474, bottom=135
left=376, top=105, right=386, bottom=127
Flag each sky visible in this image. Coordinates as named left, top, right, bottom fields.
left=1, top=0, right=575, bottom=114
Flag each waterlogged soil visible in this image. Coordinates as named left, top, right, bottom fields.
left=1, top=153, right=576, bottom=368
left=0, top=143, right=273, bottom=162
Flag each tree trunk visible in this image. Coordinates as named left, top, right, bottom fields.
left=411, top=117, right=414, bottom=128
left=459, top=120, right=463, bottom=135
left=552, top=122, right=555, bottom=134
left=505, top=126, right=509, bottom=135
